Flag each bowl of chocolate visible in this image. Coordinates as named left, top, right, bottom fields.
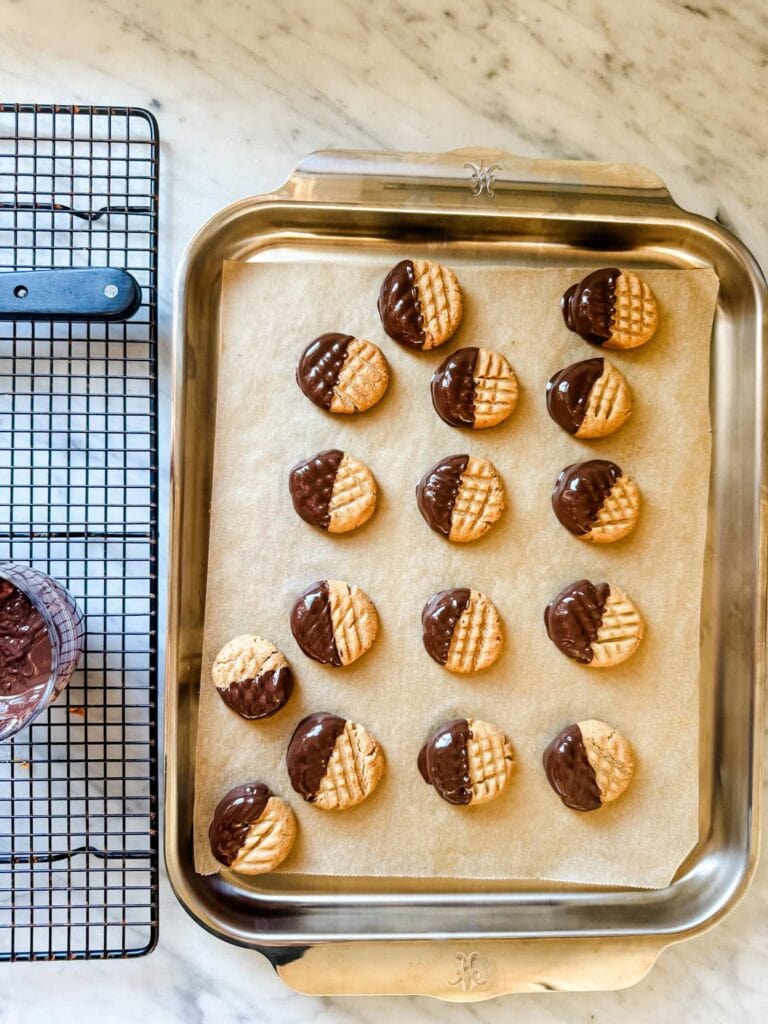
left=0, top=562, right=84, bottom=741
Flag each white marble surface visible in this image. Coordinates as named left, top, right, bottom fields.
left=1, top=0, right=767, bottom=1019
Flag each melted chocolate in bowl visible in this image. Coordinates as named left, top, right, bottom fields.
left=0, top=579, right=52, bottom=697
left=0, top=578, right=53, bottom=737
left=0, top=564, right=84, bottom=740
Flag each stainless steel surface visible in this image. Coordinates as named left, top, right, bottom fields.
left=166, top=149, right=766, bottom=997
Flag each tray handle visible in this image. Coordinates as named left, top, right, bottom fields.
left=269, top=937, right=665, bottom=1000
left=273, top=147, right=673, bottom=207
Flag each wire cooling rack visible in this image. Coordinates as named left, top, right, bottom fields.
left=0, top=105, right=159, bottom=960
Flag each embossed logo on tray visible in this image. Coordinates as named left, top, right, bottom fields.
left=465, top=160, right=503, bottom=198
left=449, top=951, right=487, bottom=991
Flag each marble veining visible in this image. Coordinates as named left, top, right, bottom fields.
left=1, top=0, right=767, bottom=1019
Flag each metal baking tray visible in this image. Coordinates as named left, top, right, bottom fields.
left=166, top=149, right=766, bottom=998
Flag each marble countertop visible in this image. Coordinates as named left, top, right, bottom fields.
left=2, top=0, right=767, bottom=1019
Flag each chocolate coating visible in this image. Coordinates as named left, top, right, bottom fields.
left=551, top=459, right=621, bottom=536
left=416, top=454, right=469, bottom=538
left=0, top=579, right=52, bottom=697
left=430, top=347, right=478, bottom=427
left=418, top=718, right=473, bottom=805
left=287, top=712, right=346, bottom=801
left=422, top=588, right=471, bottom=665
left=209, top=782, right=271, bottom=866
left=546, top=358, right=604, bottom=434
left=296, top=333, right=353, bottom=410
left=218, top=666, right=294, bottom=720
left=544, top=579, right=610, bottom=664
left=377, top=259, right=426, bottom=348
left=561, top=268, right=621, bottom=346
left=543, top=725, right=602, bottom=811
left=290, top=581, right=341, bottom=666
left=289, top=449, right=344, bottom=530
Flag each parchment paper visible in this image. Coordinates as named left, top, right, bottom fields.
left=193, top=260, right=718, bottom=888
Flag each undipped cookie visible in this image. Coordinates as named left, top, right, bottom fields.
left=212, top=634, right=294, bottom=720
left=378, top=258, right=463, bottom=350
left=551, top=459, right=640, bottom=543
left=296, top=333, right=389, bottom=413
left=543, top=720, right=634, bottom=811
left=546, top=358, right=632, bottom=438
left=431, top=347, right=518, bottom=429
left=208, top=782, right=297, bottom=873
left=290, top=579, right=378, bottom=666
left=544, top=579, right=644, bottom=667
left=289, top=449, right=377, bottom=533
left=418, top=718, right=515, bottom=805
left=561, top=268, right=658, bottom=349
left=422, top=588, right=502, bottom=673
left=286, top=711, right=384, bottom=810
left=416, top=454, right=505, bottom=542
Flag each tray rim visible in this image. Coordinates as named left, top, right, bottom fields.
left=165, top=149, right=766, bottom=995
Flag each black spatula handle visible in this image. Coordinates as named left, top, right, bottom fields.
left=0, top=268, right=141, bottom=322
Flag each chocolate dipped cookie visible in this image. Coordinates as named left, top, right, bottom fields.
left=561, top=268, right=658, bottom=350
left=289, top=449, right=377, bottom=534
left=286, top=711, right=384, bottom=810
left=431, top=346, right=518, bottom=429
left=551, top=459, right=640, bottom=543
left=546, top=358, right=632, bottom=439
left=212, top=634, right=294, bottom=720
left=378, top=259, right=462, bottom=350
left=544, top=579, right=644, bottom=667
left=296, top=333, right=389, bottom=413
left=422, top=588, right=502, bottom=673
left=418, top=717, right=515, bottom=806
left=543, top=720, right=634, bottom=811
left=290, top=580, right=378, bottom=667
left=209, top=782, right=297, bottom=873
left=416, top=454, right=505, bottom=542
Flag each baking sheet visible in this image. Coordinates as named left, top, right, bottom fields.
left=193, top=260, right=718, bottom=887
